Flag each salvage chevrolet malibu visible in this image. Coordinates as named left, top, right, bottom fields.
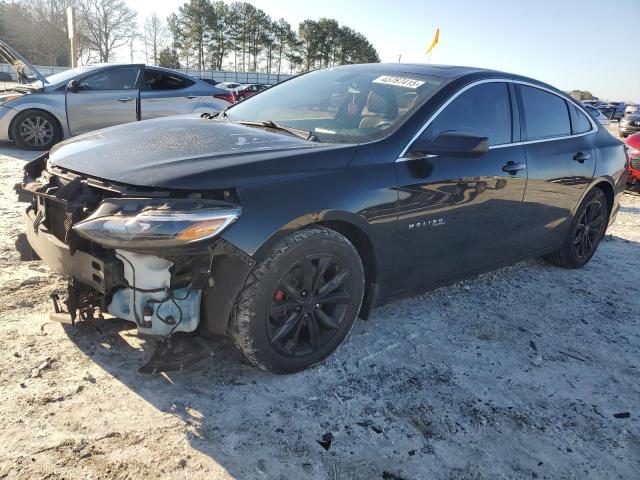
left=19, top=64, right=628, bottom=373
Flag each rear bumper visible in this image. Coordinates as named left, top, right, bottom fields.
left=24, top=207, right=112, bottom=292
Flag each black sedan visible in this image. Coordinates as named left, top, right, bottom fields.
left=19, top=64, right=628, bottom=374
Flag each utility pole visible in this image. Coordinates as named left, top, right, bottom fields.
left=67, top=6, right=77, bottom=67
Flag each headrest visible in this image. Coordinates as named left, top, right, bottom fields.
left=365, top=86, right=398, bottom=117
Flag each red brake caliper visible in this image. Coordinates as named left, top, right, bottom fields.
left=274, top=290, right=285, bottom=302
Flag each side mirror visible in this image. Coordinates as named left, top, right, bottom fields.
left=67, top=80, right=80, bottom=93
left=408, top=131, right=489, bottom=158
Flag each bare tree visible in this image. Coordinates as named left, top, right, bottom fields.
left=127, top=32, right=139, bottom=63
left=143, top=13, right=167, bottom=66
left=77, top=0, right=137, bottom=62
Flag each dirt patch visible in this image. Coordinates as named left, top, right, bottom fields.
left=0, top=143, right=638, bottom=479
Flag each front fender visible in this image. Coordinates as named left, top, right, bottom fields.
left=4, top=93, right=69, bottom=138
left=220, top=160, right=398, bottom=300
left=251, top=208, right=380, bottom=263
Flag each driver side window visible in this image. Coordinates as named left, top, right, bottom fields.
left=429, top=82, right=512, bottom=146
left=79, top=67, right=140, bottom=91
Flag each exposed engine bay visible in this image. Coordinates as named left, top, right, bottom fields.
left=18, top=153, right=253, bottom=371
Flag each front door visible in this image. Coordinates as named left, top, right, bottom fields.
left=66, top=66, right=141, bottom=136
left=392, top=81, right=528, bottom=295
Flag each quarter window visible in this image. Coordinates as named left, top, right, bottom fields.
left=570, top=104, right=592, bottom=134
left=428, top=82, right=512, bottom=146
left=519, top=85, right=571, bottom=140
left=79, top=67, right=140, bottom=90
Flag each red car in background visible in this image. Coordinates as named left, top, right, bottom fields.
left=235, top=83, right=270, bottom=100
left=625, top=132, right=640, bottom=188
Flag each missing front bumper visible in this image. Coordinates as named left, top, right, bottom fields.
left=24, top=209, right=116, bottom=292
left=24, top=208, right=207, bottom=337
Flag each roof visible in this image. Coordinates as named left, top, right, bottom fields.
left=337, top=63, right=568, bottom=98
left=348, top=63, right=498, bottom=79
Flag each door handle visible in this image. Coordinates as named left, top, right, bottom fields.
left=116, top=97, right=133, bottom=102
left=502, top=161, right=526, bottom=174
left=185, top=95, right=197, bottom=99
left=573, top=151, right=590, bottom=163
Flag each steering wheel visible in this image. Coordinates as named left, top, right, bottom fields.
left=374, top=120, right=392, bottom=129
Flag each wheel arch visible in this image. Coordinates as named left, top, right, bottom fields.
left=8, top=107, right=65, bottom=142
left=573, top=178, right=614, bottom=227
left=592, top=180, right=614, bottom=221
left=251, top=211, right=381, bottom=314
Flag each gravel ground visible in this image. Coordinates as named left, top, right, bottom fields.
left=0, top=142, right=638, bottom=480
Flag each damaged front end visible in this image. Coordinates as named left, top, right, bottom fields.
left=18, top=153, right=248, bottom=371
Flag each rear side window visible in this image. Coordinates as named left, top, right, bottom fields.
left=570, top=104, right=592, bottom=134
left=144, top=71, right=194, bottom=91
left=429, top=82, right=512, bottom=146
left=519, top=85, right=571, bottom=140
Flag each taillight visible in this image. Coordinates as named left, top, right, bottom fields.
left=214, top=93, right=235, bottom=103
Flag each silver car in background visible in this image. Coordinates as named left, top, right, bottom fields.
left=0, top=40, right=234, bottom=150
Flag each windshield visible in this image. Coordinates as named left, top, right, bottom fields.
left=43, top=66, right=98, bottom=86
left=226, top=67, right=443, bottom=144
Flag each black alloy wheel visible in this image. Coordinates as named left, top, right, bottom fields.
left=573, top=196, right=605, bottom=261
left=231, top=227, right=365, bottom=373
left=267, top=254, right=352, bottom=357
left=544, top=188, right=608, bottom=269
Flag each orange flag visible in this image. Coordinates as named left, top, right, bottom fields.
left=426, top=28, right=440, bottom=55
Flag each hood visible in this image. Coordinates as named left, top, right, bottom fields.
left=49, top=115, right=353, bottom=190
left=0, top=39, right=47, bottom=84
left=0, top=90, right=27, bottom=104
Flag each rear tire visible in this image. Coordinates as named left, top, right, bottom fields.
left=11, top=110, right=61, bottom=150
left=544, top=188, right=608, bottom=269
left=231, top=227, right=365, bottom=373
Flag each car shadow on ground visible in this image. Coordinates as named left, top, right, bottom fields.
left=55, top=232, right=640, bottom=478
left=0, top=142, right=41, bottom=161
left=60, top=317, right=329, bottom=477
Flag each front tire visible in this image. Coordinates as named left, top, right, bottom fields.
left=544, top=188, right=608, bottom=269
left=11, top=110, right=61, bottom=150
left=231, top=227, right=365, bottom=373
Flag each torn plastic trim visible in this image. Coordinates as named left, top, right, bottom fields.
left=108, top=250, right=203, bottom=337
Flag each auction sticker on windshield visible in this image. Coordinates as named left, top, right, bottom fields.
left=372, top=76, right=425, bottom=89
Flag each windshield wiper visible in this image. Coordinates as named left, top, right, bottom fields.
left=235, top=120, right=320, bottom=142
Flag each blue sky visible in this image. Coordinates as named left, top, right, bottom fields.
left=127, top=0, right=640, bottom=102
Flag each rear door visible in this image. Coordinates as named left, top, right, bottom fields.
left=140, top=69, right=200, bottom=120
left=66, top=65, right=142, bottom=135
left=392, top=81, right=529, bottom=294
left=516, top=84, right=597, bottom=250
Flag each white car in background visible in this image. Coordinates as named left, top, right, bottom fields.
left=583, top=104, right=612, bottom=126
left=625, top=104, right=639, bottom=116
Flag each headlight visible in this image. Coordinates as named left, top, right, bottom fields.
left=72, top=198, right=241, bottom=248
